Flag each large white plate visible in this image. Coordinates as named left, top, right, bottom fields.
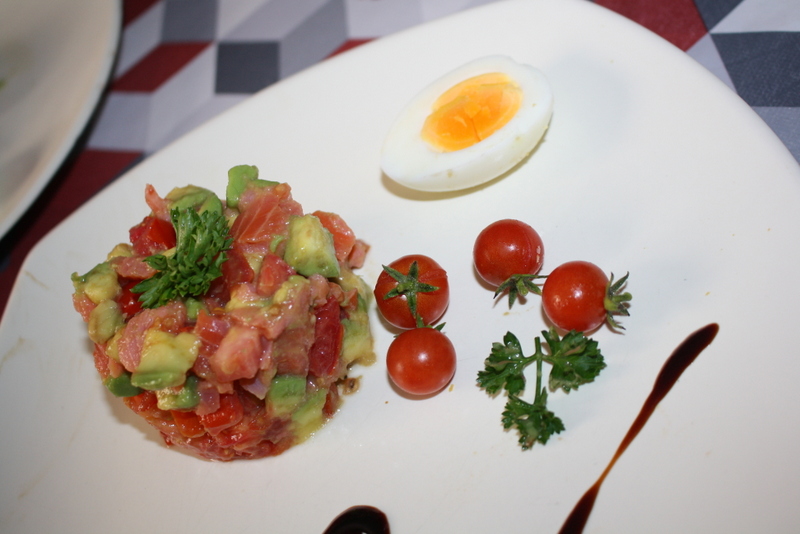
left=0, top=0, right=120, bottom=239
left=2, top=0, right=799, bottom=532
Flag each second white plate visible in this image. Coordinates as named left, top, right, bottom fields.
left=0, top=0, right=120, bottom=238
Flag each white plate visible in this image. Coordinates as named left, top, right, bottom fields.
left=2, top=0, right=800, bottom=532
left=0, top=0, right=120, bottom=239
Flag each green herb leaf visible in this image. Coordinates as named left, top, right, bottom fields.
left=133, top=208, right=232, bottom=308
left=502, top=391, right=565, bottom=449
left=476, top=331, right=535, bottom=396
left=478, top=328, right=604, bottom=450
left=542, top=328, right=606, bottom=393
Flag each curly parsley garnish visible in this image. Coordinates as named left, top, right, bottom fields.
left=478, top=329, right=606, bottom=449
left=132, top=208, right=232, bottom=308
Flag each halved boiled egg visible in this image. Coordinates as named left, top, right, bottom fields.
left=380, top=55, right=554, bottom=192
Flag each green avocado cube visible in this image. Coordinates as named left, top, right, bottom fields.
left=268, top=375, right=307, bottom=416
left=283, top=215, right=340, bottom=278
left=104, top=373, right=143, bottom=397
left=226, top=165, right=278, bottom=209
left=156, top=375, right=201, bottom=410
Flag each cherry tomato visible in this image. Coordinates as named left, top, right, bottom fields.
left=386, top=327, right=456, bottom=395
left=374, top=254, right=449, bottom=329
left=473, top=219, right=544, bottom=287
left=541, top=261, right=609, bottom=332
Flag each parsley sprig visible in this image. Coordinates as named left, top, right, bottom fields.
left=133, top=208, right=232, bottom=308
left=478, top=329, right=606, bottom=449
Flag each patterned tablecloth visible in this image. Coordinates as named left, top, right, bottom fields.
left=0, top=0, right=798, bottom=318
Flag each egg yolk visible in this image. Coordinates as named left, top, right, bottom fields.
left=421, top=72, right=522, bottom=152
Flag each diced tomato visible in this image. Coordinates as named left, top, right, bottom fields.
left=117, top=278, right=144, bottom=317
left=256, top=253, right=295, bottom=297
left=124, top=390, right=159, bottom=414
left=129, top=216, right=176, bottom=256
left=194, top=309, right=231, bottom=348
left=199, top=393, right=244, bottom=435
left=221, top=243, right=254, bottom=287
left=93, top=343, right=111, bottom=380
left=312, top=211, right=356, bottom=263
left=171, top=410, right=206, bottom=438
left=308, top=295, right=343, bottom=378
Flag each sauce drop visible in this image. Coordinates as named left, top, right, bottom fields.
left=558, top=323, right=719, bottom=534
left=323, top=505, right=390, bottom=534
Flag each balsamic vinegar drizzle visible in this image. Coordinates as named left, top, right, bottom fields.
left=558, top=323, right=720, bottom=534
left=323, top=324, right=719, bottom=534
left=323, top=505, right=390, bottom=534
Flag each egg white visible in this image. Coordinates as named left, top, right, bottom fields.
left=380, top=55, right=554, bottom=192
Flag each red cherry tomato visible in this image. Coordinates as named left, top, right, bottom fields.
left=373, top=254, right=449, bottom=329
left=386, top=327, right=456, bottom=395
left=541, top=261, right=609, bottom=332
left=473, top=219, right=544, bottom=287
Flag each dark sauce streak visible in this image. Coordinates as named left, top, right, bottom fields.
left=323, top=505, right=390, bottom=534
left=559, top=323, right=720, bottom=534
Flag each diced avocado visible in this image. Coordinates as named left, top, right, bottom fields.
left=166, top=185, right=223, bottom=214
left=72, top=262, right=120, bottom=304
left=88, top=299, right=125, bottom=344
left=156, top=375, right=201, bottom=410
left=341, top=313, right=375, bottom=367
left=104, top=373, right=143, bottom=397
left=106, top=243, right=134, bottom=261
left=184, top=297, right=206, bottom=321
left=292, top=388, right=328, bottom=441
left=337, top=268, right=376, bottom=366
left=225, top=283, right=270, bottom=312
left=271, top=275, right=310, bottom=306
left=226, top=165, right=278, bottom=209
left=131, top=329, right=200, bottom=390
left=106, top=329, right=122, bottom=361
left=283, top=215, right=340, bottom=278
left=267, top=374, right=307, bottom=416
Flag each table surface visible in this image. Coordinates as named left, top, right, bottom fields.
left=0, top=0, right=798, bottom=320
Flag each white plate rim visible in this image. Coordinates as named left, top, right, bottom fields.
left=2, top=1, right=800, bottom=533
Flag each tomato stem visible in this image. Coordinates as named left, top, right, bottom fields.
left=533, top=336, right=544, bottom=402
left=604, top=272, right=632, bottom=330
left=381, top=261, right=440, bottom=328
left=495, top=274, right=547, bottom=308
